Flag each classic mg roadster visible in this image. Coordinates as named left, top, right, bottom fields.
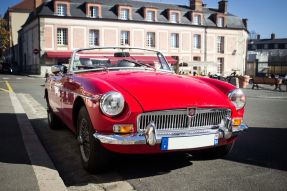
left=45, top=47, right=248, bottom=173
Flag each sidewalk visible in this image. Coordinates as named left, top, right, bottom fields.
left=0, top=88, right=67, bottom=191
left=0, top=92, right=39, bottom=191
left=242, top=84, right=287, bottom=99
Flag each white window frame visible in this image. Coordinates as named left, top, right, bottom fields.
left=120, top=8, right=130, bottom=20
left=217, top=58, right=224, bottom=75
left=146, top=32, right=155, bottom=48
left=120, top=31, right=130, bottom=46
left=57, top=28, right=68, bottom=45
left=217, top=17, right=224, bottom=27
left=171, top=33, right=179, bottom=48
left=89, top=30, right=99, bottom=47
left=193, top=15, right=201, bottom=25
left=194, top=34, right=201, bottom=49
left=217, top=36, right=224, bottom=53
left=57, top=4, right=67, bottom=16
left=170, top=12, right=179, bottom=23
left=146, top=10, right=156, bottom=22
left=90, top=6, right=99, bottom=18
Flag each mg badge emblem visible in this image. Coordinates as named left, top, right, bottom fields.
left=187, top=108, right=196, bottom=117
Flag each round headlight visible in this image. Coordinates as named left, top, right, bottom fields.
left=228, top=89, right=246, bottom=110
left=100, top=91, right=125, bottom=117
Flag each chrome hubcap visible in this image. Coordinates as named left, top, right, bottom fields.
left=79, top=118, right=90, bottom=162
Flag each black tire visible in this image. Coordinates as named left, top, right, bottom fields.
left=47, top=103, right=62, bottom=130
left=77, top=106, right=110, bottom=173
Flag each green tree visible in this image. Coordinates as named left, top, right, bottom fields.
left=0, top=18, right=10, bottom=58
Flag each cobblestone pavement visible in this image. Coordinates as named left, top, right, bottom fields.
left=242, top=84, right=287, bottom=99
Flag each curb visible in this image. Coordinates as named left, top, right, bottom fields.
left=9, top=92, right=68, bottom=191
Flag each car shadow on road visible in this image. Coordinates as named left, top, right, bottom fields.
left=188, top=127, right=287, bottom=173
left=224, top=127, right=287, bottom=172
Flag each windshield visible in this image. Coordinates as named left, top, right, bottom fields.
left=70, top=47, right=174, bottom=73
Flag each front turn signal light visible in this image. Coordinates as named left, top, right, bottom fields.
left=113, top=124, right=134, bottom=134
left=232, top=118, right=242, bottom=126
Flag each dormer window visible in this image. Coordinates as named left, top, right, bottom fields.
left=170, top=11, right=180, bottom=23
left=217, top=16, right=225, bottom=27
left=57, top=4, right=67, bottom=16
left=86, top=3, right=101, bottom=18
left=54, top=1, right=70, bottom=16
left=193, top=14, right=202, bottom=25
left=146, top=10, right=156, bottom=22
left=90, top=6, right=99, bottom=18
left=120, top=8, right=130, bottom=20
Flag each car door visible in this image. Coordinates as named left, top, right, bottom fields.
left=61, top=75, right=81, bottom=130
left=48, top=73, right=64, bottom=118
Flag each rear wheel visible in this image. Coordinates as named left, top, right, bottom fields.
left=46, top=97, right=62, bottom=129
left=77, top=106, right=110, bottom=173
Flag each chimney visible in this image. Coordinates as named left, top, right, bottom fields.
left=271, top=33, right=275, bottom=40
left=242, top=18, right=248, bottom=29
left=257, top=34, right=260, bottom=40
left=218, top=0, right=228, bottom=14
left=34, top=0, right=44, bottom=10
left=190, top=0, right=203, bottom=12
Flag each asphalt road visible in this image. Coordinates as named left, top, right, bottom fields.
left=1, top=74, right=287, bottom=191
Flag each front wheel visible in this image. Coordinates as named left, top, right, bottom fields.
left=77, top=106, right=110, bottom=173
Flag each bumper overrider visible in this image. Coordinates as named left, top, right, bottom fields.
left=93, top=120, right=248, bottom=147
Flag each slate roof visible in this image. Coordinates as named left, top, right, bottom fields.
left=250, top=38, right=287, bottom=44
left=25, top=0, right=247, bottom=30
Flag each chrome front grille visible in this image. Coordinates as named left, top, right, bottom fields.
left=137, top=108, right=231, bottom=132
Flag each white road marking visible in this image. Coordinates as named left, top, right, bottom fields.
left=2, top=77, right=9, bottom=80
left=9, top=92, right=67, bottom=191
left=16, top=78, right=23, bottom=80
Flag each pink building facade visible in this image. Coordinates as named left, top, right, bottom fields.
left=18, top=0, right=248, bottom=76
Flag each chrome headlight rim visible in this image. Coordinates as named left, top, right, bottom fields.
left=100, top=91, right=125, bottom=117
left=228, top=89, right=246, bottom=110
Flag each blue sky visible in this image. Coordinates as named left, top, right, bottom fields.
left=1, top=0, right=286, bottom=39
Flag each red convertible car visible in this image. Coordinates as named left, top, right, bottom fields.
left=45, top=47, right=247, bottom=173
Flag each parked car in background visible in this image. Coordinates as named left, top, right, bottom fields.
left=45, top=47, right=248, bottom=173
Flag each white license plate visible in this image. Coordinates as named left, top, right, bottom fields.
left=161, top=134, right=219, bottom=151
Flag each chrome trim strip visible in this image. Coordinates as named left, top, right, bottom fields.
left=233, top=123, right=248, bottom=132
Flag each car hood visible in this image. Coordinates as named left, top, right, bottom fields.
left=81, top=71, right=233, bottom=112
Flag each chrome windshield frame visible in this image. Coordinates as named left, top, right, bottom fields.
left=68, top=47, right=173, bottom=73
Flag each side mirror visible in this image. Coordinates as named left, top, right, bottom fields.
left=51, top=65, right=68, bottom=75
left=51, top=65, right=61, bottom=74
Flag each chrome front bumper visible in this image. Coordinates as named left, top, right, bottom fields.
left=93, top=124, right=248, bottom=145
